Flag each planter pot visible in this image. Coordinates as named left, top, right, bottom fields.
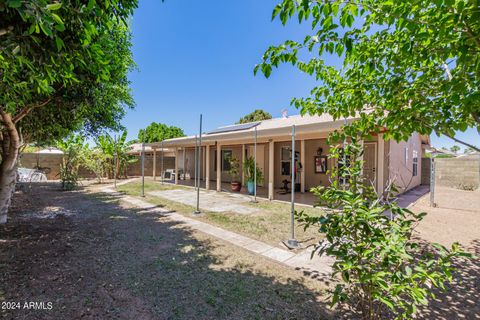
left=231, top=181, right=242, bottom=192
left=247, top=181, right=255, bottom=195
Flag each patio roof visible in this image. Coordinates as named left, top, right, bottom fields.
left=147, top=114, right=358, bottom=148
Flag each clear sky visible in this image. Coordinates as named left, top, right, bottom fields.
left=124, top=0, right=479, bottom=151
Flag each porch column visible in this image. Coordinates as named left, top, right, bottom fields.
left=300, top=140, right=305, bottom=193
left=205, top=145, right=210, bottom=190
left=182, top=147, right=186, bottom=179
left=377, top=134, right=385, bottom=195
left=241, top=144, right=245, bottom=186
left=268, top=140, right=274, bottom=200
left=174, top=147, right=179, bottom=185
left=216, top=144, right=222, bottom=192
left=153, top=148, right=157, bottom=180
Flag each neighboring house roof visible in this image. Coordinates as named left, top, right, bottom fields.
left=150, top=114, right=358, bottom=147
left=427, top=147, right=457, bottom=156
left=128, top=143, right=175, bottom=156
left=35, top=148, right=64, bottom=154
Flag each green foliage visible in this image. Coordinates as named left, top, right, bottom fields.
left=226, top=155, right=241, bottom=182
left=256, top=0, right=480, bottom=151
left=450, top=145, right=460, bottom=153
left=242, top=156, right=264, bottom=184
left=237, top=109, right=273, bottom=124
left=138, top=122, right=185, bottom=143
left=83, top=148, right=108, bottom=183
left=0, top=0, right=137, bottom=143
left=95, top=131, right=136, bottom=179
left=56, top=134, right=88, bottom=190
left=297, top=134, right=473, bottom=319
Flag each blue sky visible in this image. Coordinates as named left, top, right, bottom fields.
left=124, top=0, right=478, bottom=151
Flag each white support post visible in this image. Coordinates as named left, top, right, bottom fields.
left=153, top=148, right=157, bottom=180
left=300, top=139, right=305, bottom=193
left=175, top=147, right=179, bottom=185
left=377, top=133, right=385, bottom=196
left=241, top=144, right=245, bottom=186
left=205, top=145, right=210, bottom=190
left=216, top=144, right=222, bottom=192
left=268, top=140, right=274, bottom=200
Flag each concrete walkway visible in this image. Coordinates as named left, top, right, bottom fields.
left=101, top=183, right=333, bottom=276
left=149, top=188, right=261, bottom=214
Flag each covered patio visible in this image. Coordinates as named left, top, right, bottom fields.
left=161, top=178, right=318, bottom=206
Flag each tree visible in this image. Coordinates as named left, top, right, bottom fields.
left=237, top=109, right=273, bottom=124
left=257, top=2, right=476, bottom=317
left=95, top=131, right=136, bottom=179
left=138, top=122, right=185, bottom=143
left=255, top=0, right=479, bottom=151
left=56, top=134, right=88, bottom=190
left=0, top=0, right=137, bottom=222
left=450, top=145, right=461, bottom=153
left=297, top=134, right=471, bottom=319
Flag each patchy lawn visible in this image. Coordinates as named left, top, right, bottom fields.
left=116, top=180, right=325, bottom=248
left=0, top=183, right=333, bottom=320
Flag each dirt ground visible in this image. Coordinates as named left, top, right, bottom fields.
left=0, top=183, right=478, bottom=319
left=411, top=186, right=480, bottom=249
left=0, top=183, right=333, bottom=320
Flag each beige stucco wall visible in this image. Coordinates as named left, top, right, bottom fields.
left=304, top=139, right=331, bottom=190
left=387, top=133, right=423, bottom=193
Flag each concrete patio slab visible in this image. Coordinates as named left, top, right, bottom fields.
left=148, top=189, right=261, bottom=214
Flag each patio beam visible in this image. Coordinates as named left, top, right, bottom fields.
left=205, top=145, right=210, bottom=190
left=216, top=144, right=221, bottom=192
left=241, top=144, right=245, bottom=186
left=175, top=147, right=179, bottom=185
left=300, top=139, right=305, bottom=193
left=153, top=147, right=157, bottom=180
left=268, top=140, right=274, bottom=200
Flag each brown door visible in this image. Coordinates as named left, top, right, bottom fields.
left=363, top=143, right=377, bottom=189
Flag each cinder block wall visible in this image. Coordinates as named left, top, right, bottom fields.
left=18, top=152, right=175, bottom=180
left=126, top=155, right=175, bottom=177
left=421, top=157, right=431, bottom=185
left=434, top=155, right=479, bottom=190
left=19, top=153, right=64, bottom=180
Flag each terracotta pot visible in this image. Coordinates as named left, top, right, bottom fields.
left=231, top=181, right=242, bottom=192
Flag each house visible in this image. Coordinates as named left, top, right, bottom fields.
left=146, top=114, right=430, bottom=204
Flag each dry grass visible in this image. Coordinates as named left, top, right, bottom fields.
left=116, top=181, right=325, bottom=248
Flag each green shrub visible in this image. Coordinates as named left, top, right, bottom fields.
left=297, top=135, right=472, bottom=319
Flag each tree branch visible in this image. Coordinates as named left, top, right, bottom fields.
left=12, top=97, right=53, bottom=123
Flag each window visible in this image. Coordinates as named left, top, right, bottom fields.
left=281, top=147, right=291, bottom=175
left=412, top=150, right=418, bottom=176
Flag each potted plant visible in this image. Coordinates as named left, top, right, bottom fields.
left=228, top=155, right=242, bottom=192
left=243, top=156, right=263, bottom=195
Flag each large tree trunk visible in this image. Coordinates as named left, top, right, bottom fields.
left=0, top=165, right=17, bottom=223
left=0, top=110, right=21, bottom=224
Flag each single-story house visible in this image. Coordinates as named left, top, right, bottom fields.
left=146, top=114, right=430, bottom=204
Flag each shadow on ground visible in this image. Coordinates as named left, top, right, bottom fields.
left=0, top=183, right=334, bottom=320
left=417, top=239, right=480, bottom=319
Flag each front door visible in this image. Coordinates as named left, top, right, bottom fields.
left=363, top=143, right=377, bottom=189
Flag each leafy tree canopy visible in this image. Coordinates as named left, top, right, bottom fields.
left=256, top=0, right=479, bottom=151
left=138, top=122, right=185, bottom=143
left=0, top=0, right=138, bottom=219
left=237, top=109, right=273, bottom=124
